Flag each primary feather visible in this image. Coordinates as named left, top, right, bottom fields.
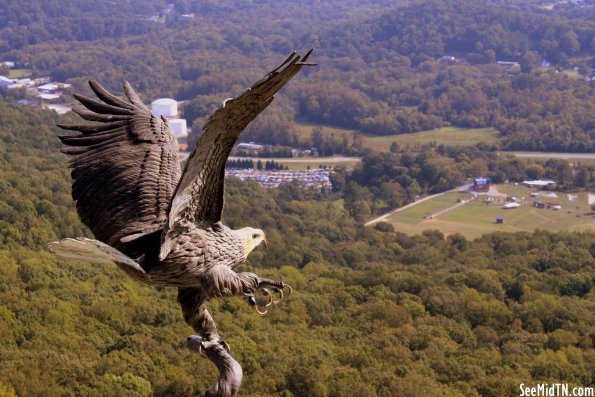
left=57, top=81, right=181, bottom=251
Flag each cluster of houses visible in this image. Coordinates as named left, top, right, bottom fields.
left=474, top=177, right=565, bottom=212
left=1, top=63, right=72, bottom=113
left=225, top=168, right=332, bottom=189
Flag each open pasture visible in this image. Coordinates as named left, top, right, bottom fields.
left=295, top=122, right=500, bottom=151
left=387, top=184, right=594, bottom=239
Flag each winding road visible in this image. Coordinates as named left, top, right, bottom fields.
left=364, top=183, right=473, bottom=227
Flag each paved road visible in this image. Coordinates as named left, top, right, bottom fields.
left=229, top=156, right=361, bottom=163
left=179, top=153, right=362, bottom=163
left=512, top=153, right=595, bottom=160
left=365, top=183, right=472, bottom=226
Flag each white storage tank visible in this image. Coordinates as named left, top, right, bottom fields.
left=151, top=98, right=178, bottom=117
left=168, top=118, right=187, bottom=137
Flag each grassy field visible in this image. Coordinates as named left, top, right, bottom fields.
left=363, top=127, right=499, bottom=150
left=509, top=152, right=595, bottom=166
left=294, top=122, right=357, bottom=139
left=295, top=122, right=500, bottom=151
left=386, top=184, right=594, bottom=239
left=8, top=69, right=32, bottom=79
left=275, top=160, right=359, bottom=170
left=229, top=156, right=361, bottom=170
left=390, top=192, right=474, bottom=219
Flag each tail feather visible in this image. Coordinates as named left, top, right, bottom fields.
left=48, top=237, right=147, bottom=278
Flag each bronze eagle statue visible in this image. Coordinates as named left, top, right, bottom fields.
left=49, top=51, right=314, bottom=396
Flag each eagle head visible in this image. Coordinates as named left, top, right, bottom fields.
left=235, top=227, right=267, bottom=257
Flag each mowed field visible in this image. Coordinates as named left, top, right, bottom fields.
left=275, top=160, right=359, bottom=170
left=386, top=184, right=595, bottom=239
left=511, top=152, right=595, bottom=166
left=227, top=156, right=361, bottom=170
left=362, top=127, right=500, bottom=150
left=295, top=122, right=500, bottom=150
left=8, top=69, right=32, bottom=79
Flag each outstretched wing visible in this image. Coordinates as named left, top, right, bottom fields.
left=160, top=50, right=314, bottom=259
left=58, top=81, right=181, bottom=251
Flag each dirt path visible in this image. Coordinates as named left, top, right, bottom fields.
left=365, top=183, right=472, bottom=226
left=427, top=196, right=476, bottom=219
left=513, top=153, right=595, bottom=160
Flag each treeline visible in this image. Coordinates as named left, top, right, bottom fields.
left=226, top=159, right=288, bottom=170
left=225, top=158, right=254, bottom=169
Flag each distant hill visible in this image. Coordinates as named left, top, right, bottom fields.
left=319, top=0, right=594, bottom=65
left=0, top=0, right=165, bottom=47
left=288, top=0, right=595, bottom=151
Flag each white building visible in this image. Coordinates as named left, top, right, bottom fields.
left=523, top=180, right=556, bottom=188
left=0, top=76, right=13, bottom=87
left=497, top=61, right=520, bottom=67
left=151, top=98, right=178, bottom=117
left=38, top=83, right=59, bottom=91
left=237, top=142, right=263, bottom=151
left=168, top=118, right=187, bottom=137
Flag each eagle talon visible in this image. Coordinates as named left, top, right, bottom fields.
left=283, top=283, right=292, bottom=297
left=267, top=283, right=292, bottom=304
left=271, top=287, right=283, bottom=304
left=248, top=295, right=268, bottom=315
left=261, top=288, right=274, bottom=307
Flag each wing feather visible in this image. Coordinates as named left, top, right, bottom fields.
left=160, top=50, right=314, bottom=260
left=58, top=81, right=181, bottom=252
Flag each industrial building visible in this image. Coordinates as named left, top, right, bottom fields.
left=151, top=98, right=188, bottom=148
left=151, top=98, right=178, bottom=117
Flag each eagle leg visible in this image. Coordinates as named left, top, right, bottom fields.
left=178, top=288, right=224, bottom=345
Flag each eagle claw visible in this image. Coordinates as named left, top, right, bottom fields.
left=244, top=277, right=293, bottom=315
left=261, top=288, right=274, bottom=307
left=248, top=295, right=268, bottom=315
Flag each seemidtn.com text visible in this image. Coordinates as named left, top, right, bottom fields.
left=520, top=384, right=595, bottom=397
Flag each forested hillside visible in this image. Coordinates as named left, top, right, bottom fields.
left=1, top=0, right=593, bottom=152
left=294, top=0, right=595, bottom=151
left=0, top=0, right=165, bottom=48
left=1, top=96, right=594, bottom=396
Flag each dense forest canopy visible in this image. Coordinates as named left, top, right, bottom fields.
left=1, top=71, right=595, bottom=395
left=0, top=0, right=593, bottom=152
